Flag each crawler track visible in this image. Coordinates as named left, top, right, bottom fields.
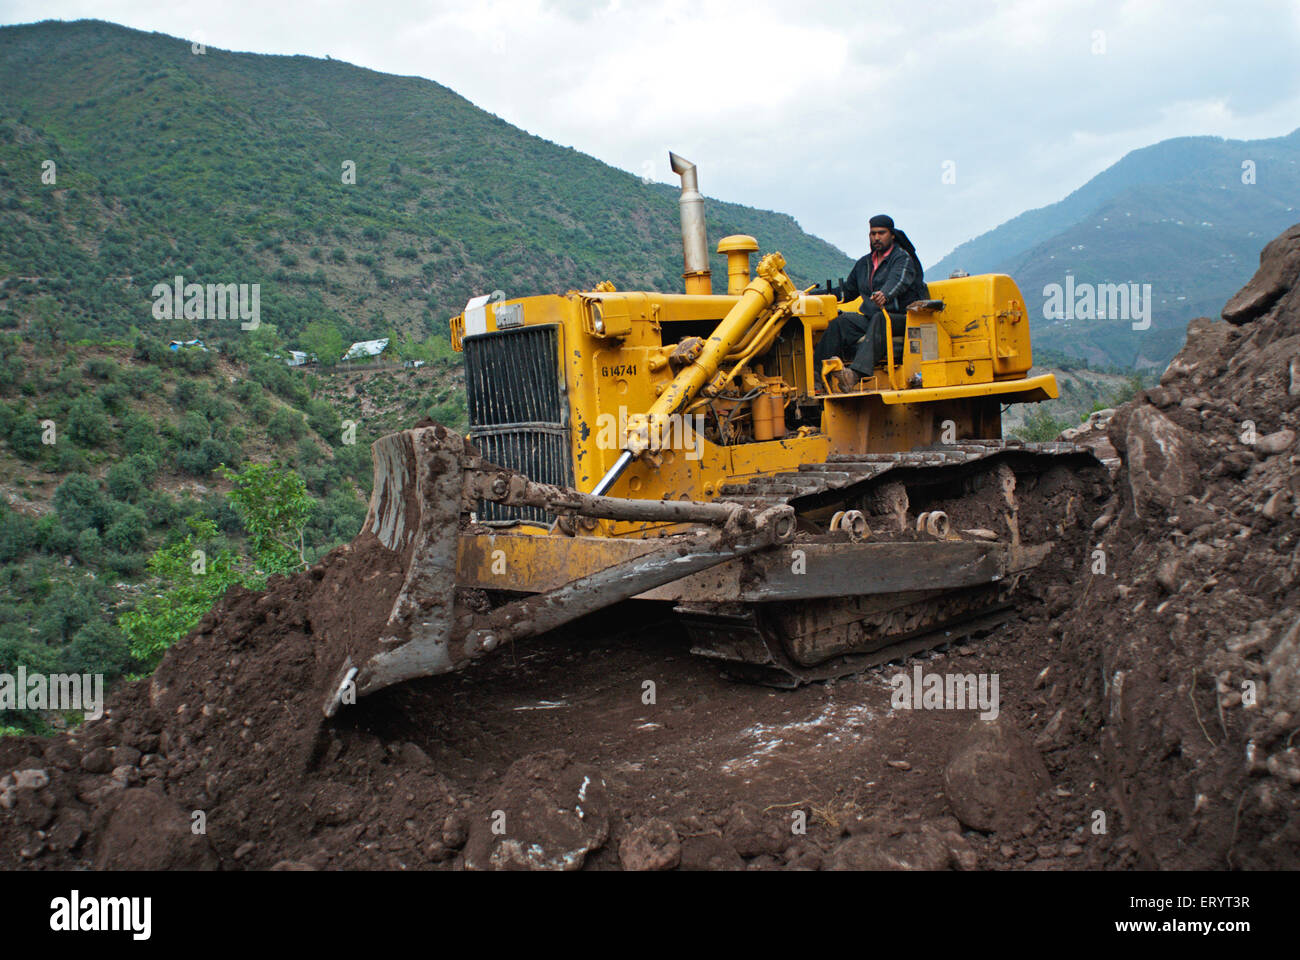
left=679, top=441, right=1104, bottom=685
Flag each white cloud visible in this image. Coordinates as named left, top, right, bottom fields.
left=5, top=0, right=1299, bottom=262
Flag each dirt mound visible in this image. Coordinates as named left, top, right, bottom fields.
left=1030, top=222, right=1300, bottom=868
left=0, top=514, right=470, bottom=869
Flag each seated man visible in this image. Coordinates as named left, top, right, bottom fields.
left=813, top=214, right=930, bottom=391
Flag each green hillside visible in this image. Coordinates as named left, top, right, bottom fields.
left=0, top=18, right=855, bottom=730
left=0, top=19, right=852, bottom=352
left=934, top=130, right=1300, bottom=369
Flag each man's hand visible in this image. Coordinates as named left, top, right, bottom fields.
left=870, top=291, right=887, bottom=306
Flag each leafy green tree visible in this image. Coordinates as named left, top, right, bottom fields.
left=247, top=323, right=284, bottom=358
left=53, top=473, right=109, bottom=532
left=300, top=319, right=345, bottom=367
left=30, top=296, right=71, bottom=353
left=104, top=505, right=149, bottom=552
left=106, top=460, right=145, bottom=501
left=121, top=413, right=162, bottom=458
left=7, top=414, right=44, bottom=461
left=217, top=462, right=315, bottom=572
left=65, top=619, right=133, bottom=680
left=0, top=506, right=37, bottom=562
left=75, top=527, right=103, bottom=564
left=267, top=407, right=305, bottom=444
left=118, top=518, right=250, bottom=668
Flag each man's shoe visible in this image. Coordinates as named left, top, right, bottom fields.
left=836, top=368, right=862, bottom=392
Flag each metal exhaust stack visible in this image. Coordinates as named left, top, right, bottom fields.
left=669, top=151, right=712, bottom=295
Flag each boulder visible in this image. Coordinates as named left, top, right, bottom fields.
left=463, top=751, right=609, bottom=871
left=618, top=818, right=681, bottom=871
left=1256, top=429, right=1296, bottom=456
left=723, top=803, right=785, bottom=858
left=1222, top=224, right=1300, bottom=324
left=943, top=716, right=1050, bottom=833
left=827, top=821, right=974, bottom=871
left=1125, top=406, right=1201, bottom=518
left=1266, top=616, right=1300, bottom=716
left=93, top=789, right=217, bottom=870
left=679, top=834, right=745, bottom=871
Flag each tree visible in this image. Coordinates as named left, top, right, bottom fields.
left=118, top=518, right=249, bottom=668
left=300, top=319, right=345, bottom=367
left=118, top=464, right=318, bottom=669
left=67, top=395, right=111, bottom=447
left=53, top=473, right=109, bottom=532
left=216, top=462, right=315, bottom=572
left=30, top=296, right=71, bottom=353
left=1015, top=408, right=1071, bottom=443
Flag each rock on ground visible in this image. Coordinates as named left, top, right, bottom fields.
left=943, top=716, right=1050, bottom=834
left=93, top=789, right=218, bottom=871
left=463, top=751, right=609, bottom=871
left=618, top=818, right=681, bottom=871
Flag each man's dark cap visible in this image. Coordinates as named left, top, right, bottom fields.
left=869, top=214, right=895, bottom=230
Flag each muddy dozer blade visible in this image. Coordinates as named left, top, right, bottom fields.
left=321, top=426, right=469, bottom=716
left=321, top=425, right=795, bottom=717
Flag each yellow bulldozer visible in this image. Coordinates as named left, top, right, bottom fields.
left=322, top=153, right=1100, bottom=716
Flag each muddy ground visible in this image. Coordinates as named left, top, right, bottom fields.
left=0, top=586, right=1121, bottom=871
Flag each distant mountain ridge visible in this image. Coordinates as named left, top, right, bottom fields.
left=0, top=19, right=853, bottom=348
left=934, top=130, right=1300, bottom=368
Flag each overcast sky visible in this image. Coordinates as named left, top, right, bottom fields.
left=5, top=0, right=1299, bottom=262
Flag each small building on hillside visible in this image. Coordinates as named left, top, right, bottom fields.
left=341, top=337, right=390, bottom=362
left=169, top=339, right=208, bottom=352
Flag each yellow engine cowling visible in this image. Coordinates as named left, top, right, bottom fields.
left=900, top=274, right=1034, bottom=387
left=447, top=263, right=1056, bottom=541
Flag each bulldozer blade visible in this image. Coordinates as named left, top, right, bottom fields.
left=322, top=424, right=796, bottom=717
left=323, top=425, right=468, bottom=716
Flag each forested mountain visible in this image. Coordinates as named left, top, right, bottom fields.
left=934, top=130, right=1300, bottom=368
left=0, top=19, right=853, bottom=352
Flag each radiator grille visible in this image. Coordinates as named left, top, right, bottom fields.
left=463, top=325, right=571, bottom=523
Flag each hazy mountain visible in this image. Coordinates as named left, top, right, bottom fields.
left=934, top=130, right=1300, bottom=368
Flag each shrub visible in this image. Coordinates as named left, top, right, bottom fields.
left=177, top=437, right=235, bottom=476
left=267, top=407, right=305, bottom=444
left=54, top=473, right=110, bottom=532
left=176, top=347, right=213, bottom=374
left=7, top=414, right=44, bottom=461
left=127, top=366, right=164, bottom=398
left=106, top=460, right=145, bottom=502
left=66, top=395, right=111, bottom=447
left=35, top=516, right=77, bottom=555
left=0, top=506, right=37, bottom=562
left=75, top=527, right=103, bottom=564
left=64, top=619, right=133, bottom=679
left=82, top=358, right=121, bottom=380
left=103, top=504, right=148, bottom=551
left=121, top=414, right=162, bottom=458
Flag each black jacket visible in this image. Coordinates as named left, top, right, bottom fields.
left=841, top=244, right=928, bottom=315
